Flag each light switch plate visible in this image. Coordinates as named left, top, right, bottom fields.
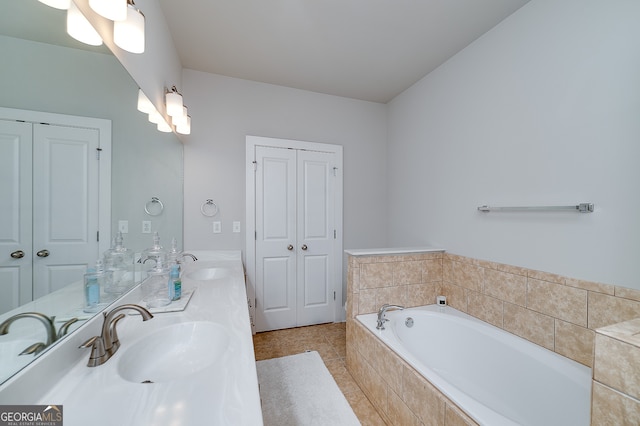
left=213, top=221, right=221, bottom=233
left=232, top=221, right=241, bottom=233
left=142, top=221, right=152, bottom=234
left=118, top=220, right=129, bottom=234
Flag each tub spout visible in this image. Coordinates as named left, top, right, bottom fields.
left=376, top=304, right=404, bottom=330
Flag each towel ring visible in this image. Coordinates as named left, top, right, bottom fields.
left=144, top=197, right=164, bottom=216
left=201, top=199, right=218, bottom=217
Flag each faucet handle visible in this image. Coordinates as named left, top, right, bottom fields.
left=79, top=336, right=106, bottom=367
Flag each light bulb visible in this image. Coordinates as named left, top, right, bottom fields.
left=137, top=89, right=154, bottom=114
left=67, top=2, right=103, bottom=46
left=114, top=2, right=145, bottom=54
left=89, top=0, right=127, bottom=21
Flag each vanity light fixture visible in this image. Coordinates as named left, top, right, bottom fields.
left=148, top=109, right=163, bottom=125
left=137, top=89, right=154, bottom=114
left=165, top=86, right=184, bottom=118
left=67, top=2, right=103, bottom=46
left=176, top=115, right=191, bottom=135
left=114, top=0, right=145, bottom=54
left=89, top=0, right=127, bottom=22
left=157, top=120, right=173, bottom=133
left=38, top=0, right=71, bottom=10
left=172, top=105, right=189, bottom=127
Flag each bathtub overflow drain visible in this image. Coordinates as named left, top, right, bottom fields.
left=405, top=317, right=414, bottom=328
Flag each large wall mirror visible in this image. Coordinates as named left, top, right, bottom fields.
left=0, top=1, right=183, bottom=384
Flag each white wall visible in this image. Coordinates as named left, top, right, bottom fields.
left=387, top=0, right=640, bottom=289
left=182, top=70, right=388, bottom=262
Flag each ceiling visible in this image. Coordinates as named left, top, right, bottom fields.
left=158, top=0, right=530, bottom=103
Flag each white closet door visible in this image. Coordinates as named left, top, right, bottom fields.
left=254, top=146, right=297, bottom=331
left=296, top=150, right=335, bottom=326
left=0, top=120, right=33, bottom=313
left=32, top=123, right=101, bottom=299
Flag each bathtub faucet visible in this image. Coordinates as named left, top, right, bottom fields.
left=376, top=304, right=404, bottom=330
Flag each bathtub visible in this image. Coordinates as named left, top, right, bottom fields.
left=356, top=305, right=591, bottom=426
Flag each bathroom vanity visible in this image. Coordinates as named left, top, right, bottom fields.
left=0, top=251, right=263, bottom=425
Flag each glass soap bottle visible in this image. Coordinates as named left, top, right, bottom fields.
left=104, top=231, right=134, bottom=294
left=141, top=257, right=171, bottom=309
left=141, top=231, right=168, bottom=267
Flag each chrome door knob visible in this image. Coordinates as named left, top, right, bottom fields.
left=287, top=245, right=294, bottom=251
left=36, top=249, right=50, bottom=258
left=10, top=250, right=25, bottom=259
left=301, top=244, right=308, bottom=251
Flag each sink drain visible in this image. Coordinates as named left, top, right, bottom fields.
left=141, top=380, right=154, bottom=384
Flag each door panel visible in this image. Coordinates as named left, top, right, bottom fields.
left=0, top=120, right=33, bottom=313
left=296, top=150, right=334, bottom=326
left=255, top=146, right=297, bottom=331
left=32, top=124, right=100, bottom=298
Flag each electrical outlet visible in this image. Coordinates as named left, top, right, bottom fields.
left=142, top=221, right=152, bottom=234
left=118, top=220, right=129, bottom=234
left=213, top=221, right=221, bottom=234
left=233, top=221, right=241, bottom=233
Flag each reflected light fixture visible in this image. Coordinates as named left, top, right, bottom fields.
left=38, top=0, right=71, bottom=10
left=137, top=89, right=154, bottom=114
left=67, top=2, right=103, bottom=46
left=157, top=120, right=172, bottom=133
left=89, top=0, right=127, bottom=21
left=165, top=86, right=184, bottom=118
left=176, top=116, right=191, bottom=135
left=148, top=109, right=163, bottom=125
left=114, top=0, right=145, bottom=54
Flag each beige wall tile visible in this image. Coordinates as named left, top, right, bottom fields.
left=495, top=262, right=529, bottom=277
left=443, top=259, right=454, bottom=283
left=407, top=283, right=439, bottom=307
left=440, top=282, right=468, bottom=313
left=503, top=303, right=555, bottom=350
left=615, top=286, right=640, bottom=302
left=387, top=389, right=421, bottom=426
left=445, top=403, right=479, bottom=426
left=467, top=291, right=503, bottom=328
left=452, top=261, right=484, bottom=292
left=527, top=278, right=587, bottom=327
left=393, top=261, right=423, bottom=285
left=484, top=269, right=527, bottom=306
left=361, top=262, right=394, bottom=289
left=597, top=318, right=640, bottom=347
left=402, top=365, right=445, bottom=426
left=528, top=269, right=565, bottom=284
left=374, top=338, right=404, bottom=396
left=555, top=320, right=595, bottom=367
left=591, top=382, right=640, bottom=426
left=423, top=259, right=443, bottom=283
left=588, top=292, right=640, bottom=330
left=565, top=277, right=614, bottom=295
left=594, top=334, right=640, bottom=399
left=377, top=285, right=408, bottom=308
left=358, top=289, right=378, bottom=315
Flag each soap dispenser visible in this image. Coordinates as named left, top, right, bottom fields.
left=104, top=231, right=134, bottom=294
left=141, top=232, right=168, bottom=267
left=141, top=257, right=171, bottom=309
left=167, top=237, right=183, bottom=272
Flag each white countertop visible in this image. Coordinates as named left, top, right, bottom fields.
left=344, top=246, right=445, bottom=256
left=0, top=253, right=263, bottom=425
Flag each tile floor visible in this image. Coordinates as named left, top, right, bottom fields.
left=252, top=322, right=386, bottom=425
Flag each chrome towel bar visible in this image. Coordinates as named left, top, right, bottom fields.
left=477, top=203, right=594, bottom=213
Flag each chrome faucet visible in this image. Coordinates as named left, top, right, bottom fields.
left=376, top=304, right=404, bottom=330
left=80, top=304, right=153, bottom=367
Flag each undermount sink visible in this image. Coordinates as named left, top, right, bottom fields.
left=186, top=267, right=230, bottom=281
left=0, top=339, right=39, bottom=380
left=117, top=321, right=229, bottom=384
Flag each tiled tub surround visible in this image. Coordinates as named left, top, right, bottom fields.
left=345, top=250, right=640, bottom=425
